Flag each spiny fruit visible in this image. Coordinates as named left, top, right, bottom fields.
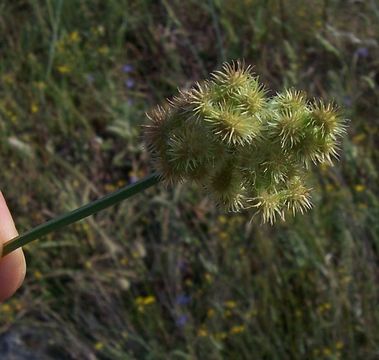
left=144, top=61, right=347, bottom=224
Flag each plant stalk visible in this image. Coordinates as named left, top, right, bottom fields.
left=2, top=173, right=161, bottom=257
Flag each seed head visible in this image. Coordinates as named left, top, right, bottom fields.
left=249, top=189, right=285, bottom=225
left=166, top=123, right=215, bottom=180
left=144, top=61, right=348, bottom=223
left=206, top=160, right=246, bottom=212
left=309, top=101, right=346, bottom=138
left=272, top=89, right=307, bottom=113
left=284, top=176, right=312, bottom=215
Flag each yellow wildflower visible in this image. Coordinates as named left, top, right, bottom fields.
left=354, top=184, right=365, bottom=192
left=120, top=257, right=129, bottom=266
left=30, top=103, right=39, bottom=114
left=117, top=179, right=127, bottom=187
left=317, top=302, right=331, bottom=314
left=322, top=347, right=332, bottom=356
left=2, top=73, right=15, bottom=84
left=207, top=308, right=215, bottom=318
left=135, top=295, right=156, bottom=307
left=98, top=46, right=109, bottom=55
left=335, top=341, right=344, bottom=350
left=197, top=327, right=208, bottom=337
left=69, top=31, right=80, bottom=43
left=204, top=272, right=213, bottom=283
left=104, top=183, right=116, bottom=192
left=34, top=81, right=46, bottom=90
left=13, top=300, right=23, bottom=311
left=34, top=270, right=42, bottom=280
left=219, top=231, right=229, bottom=241
left=230, top=325, right=245, bottom=334
left=326, top=184, right=334, bottom=192
left=143, top=296, right=156, bottom=305
left=57, top=65, right=71, bottom=74
left=1, top=304, right=11, bottom=313
left=92, top=25, right=105, bottom=36
left=218, top=215, right=227, bottom=224
left=94, top=342, right=104, bottom=351
left=224, top=300, right=237, bottom=309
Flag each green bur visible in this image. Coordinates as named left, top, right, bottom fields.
left=2, top=61, right=347, bottom=256
left=145, top=61, right=347, bottom=223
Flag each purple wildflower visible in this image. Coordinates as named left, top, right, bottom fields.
left=176, top=314, right=189, bottom=327
left=125, top=78, right=135, bottom=89
left=122, top=64, right=134, bottom=73
left=176, top=294, right=191, bottom=306
left=355, top=47, right=369, bottom=58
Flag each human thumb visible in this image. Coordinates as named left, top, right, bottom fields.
left=0, top=192, right=26, bottom=302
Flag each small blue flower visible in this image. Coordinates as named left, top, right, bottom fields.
left=125, top=78, right=135, bottom=89
left=355, top=47, right=369, bottom=58
left=176, top=314, right=188, bottom=327
left=176, top=294, right=191, bottom=305
left=122, top=64, right=134, bottom=73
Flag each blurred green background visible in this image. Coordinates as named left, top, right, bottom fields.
left=0, top=0, right=378, bottom=359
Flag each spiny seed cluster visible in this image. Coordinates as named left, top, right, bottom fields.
left=144, top=61, right=347, bottom=224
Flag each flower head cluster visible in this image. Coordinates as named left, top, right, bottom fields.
left=144, top=61, right=347, bottom=224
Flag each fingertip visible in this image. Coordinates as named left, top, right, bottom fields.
left=0, top=248, right=26, bottom=302
left=0, top=192, right=18, bottom=241
left=0, top=192, right=26, bottom=302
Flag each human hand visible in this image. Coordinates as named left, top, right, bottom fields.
left=0, top=192, right=26, bottom=302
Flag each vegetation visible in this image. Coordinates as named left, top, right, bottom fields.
left=0, top=0, right=378, bottom=359
left=146, top=62, right=345, bottom=222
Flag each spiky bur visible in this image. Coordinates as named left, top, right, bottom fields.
left=144, top=61, right=347, bottom=224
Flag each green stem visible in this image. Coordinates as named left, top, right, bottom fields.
left=2, top=173, right=161, bottom=257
